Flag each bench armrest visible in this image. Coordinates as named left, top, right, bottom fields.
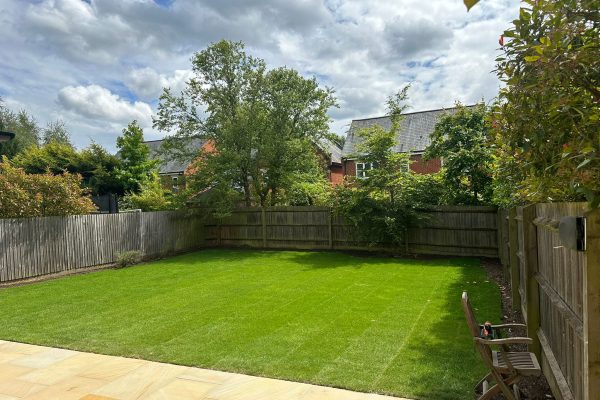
left=489, top=323, right=527, bottom=329
left=474, top=337, right=533, bottom=345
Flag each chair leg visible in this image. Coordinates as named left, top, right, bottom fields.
left=476, top=372, right=493, bottom=391
left=491, top=371, right=517, bottom=400
left=513, top=384, right=521, bottom=400
left=477, top=383, right=502, bottom=400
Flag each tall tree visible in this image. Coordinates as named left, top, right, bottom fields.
left=334, top=87, right=439, bottom=247
left=116, top=120, right=158, bottom=193
left=42, top=120, right=72, bottom=146
left=79, top=143, right=126, bottom=195
left=0, top=99, right=40, bottom=158
left=424, top=103, right=493, bottom=205
left=154, top=40, right=336, bottom=209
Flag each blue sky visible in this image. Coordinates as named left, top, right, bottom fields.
left=0, top=0, right=519, bottom=152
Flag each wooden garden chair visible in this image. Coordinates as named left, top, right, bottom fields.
left=462, top=292, right=541, bottom=400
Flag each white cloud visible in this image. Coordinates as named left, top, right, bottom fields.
left=57, top=84, right=153, bottom=127
left=0, top=0, right=520, bottom=151
left=126, top=68, right=193, bottom=100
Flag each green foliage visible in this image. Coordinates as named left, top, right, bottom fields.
left=0, top=100, right=40, bottom=158
left=78, top=143, right=126, bottom=195
left=116, top=121, right=158, bottom=193
left=154, top=40, right=336, bottom=210
left=121, top=172, right=173, bottom=212
left=41, top=120, right=71, bottom=146
left=424, top=103, right=493, bottom=205
left=335, top=87, right=434, bottom=247
left=12, top=141, right=79, bottom=174
left=12, top=141, right=125, bottom=196
left=115, top=250, right=142, bottom=268
left=463, top=0, right=480, bottom=11
left=0, top=156, right=96, bottom=218
left=494, top=0, right=600, bottom=207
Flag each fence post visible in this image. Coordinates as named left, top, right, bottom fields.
left=261, top=207, right=267, bottom=248
left=584, top=208, right=600, bottom=400
left=328, top=208, right=333, bottom=250
left=497, top=210, right=506, bottom=278
left=217, top=217, right=222, bottom=247
left=508, top=208, right=521, bottom=312
left=522, top=204, right=541, bottom=358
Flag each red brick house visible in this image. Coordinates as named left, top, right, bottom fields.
left=145, top=138, right=343, bottom=188
left=342, top=106, right=466, bottom=178
left=315, top=138, right=344, bottom=186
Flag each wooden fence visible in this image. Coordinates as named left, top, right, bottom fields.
left=498, top=203, right=600, bottom=400
left=204, top=205, right=499, bottom=257
left=1, top=205, right=497, bottom=283
left=0, top=210, right=207, bottom=283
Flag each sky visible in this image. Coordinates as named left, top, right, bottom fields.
left=0, top=0, right=520, bottom=152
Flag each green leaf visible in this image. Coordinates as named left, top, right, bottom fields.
left=577, top=158, right=592, bottom=169
left=581, top=146, right=595, bottom=154
left=524, top=55, right=540, bottom=62
left=464, top=0, right=479, bottom=11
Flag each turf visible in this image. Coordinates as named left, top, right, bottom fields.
left=0, top=249, right=501, bottom=399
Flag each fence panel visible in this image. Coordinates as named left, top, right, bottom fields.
left=0, top=211, right=206, bottom=283
left=533, top=203, right=587, bottom=400
left=207, top=206, right=498, bottom=257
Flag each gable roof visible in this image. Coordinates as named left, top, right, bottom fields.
left=316, top=138, right=343, bottom=165
left=341, top=106, right=471, bottom=159
left=144, top=138, right=205, bottom=175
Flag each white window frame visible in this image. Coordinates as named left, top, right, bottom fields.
left=356, top=161, right=375, bottom=179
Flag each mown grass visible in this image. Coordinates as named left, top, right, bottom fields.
left=0, top=249, right=500, bottom=399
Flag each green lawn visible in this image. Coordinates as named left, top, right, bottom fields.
left=0, top=250, right=500, bottom=399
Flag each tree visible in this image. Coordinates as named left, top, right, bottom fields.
left=424, top=103, right=494, bottom=205
left=0, top=156, right=96, bottom=218
left=493, top=0, right=600, bottom=207
left=42, top=120, right=72, bottom=146
left=79, top=143, right=126, bottom=195
left=0, top=99, right=40, bottom=158
left=120, top=172, right=172, bottom=211
left=116, top=120, right=158, bottom=193
left=154, top=40, right=336, bottom=209
left=334, top=88, right=434, bottom=247
left=12, top=141, right=80, bottom=175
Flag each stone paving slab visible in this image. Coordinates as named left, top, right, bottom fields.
left=0, top=341, right=409, bottom=400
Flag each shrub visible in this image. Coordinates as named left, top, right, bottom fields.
left=0, top=156, right=96, bottom=218
left=115, top=250, right=141, bottom=268
left=120, top=172, right=173, bottom=211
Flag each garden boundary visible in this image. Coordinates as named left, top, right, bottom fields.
left=498, top=203, right=600, bottom=400
left=205, top=205, right=499, bottom=257
left=0, top=210, right=206, bottom=283
left=0, top=205, right=497, bottom=283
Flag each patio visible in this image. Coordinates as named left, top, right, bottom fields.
left=0, top=340, right=406, bottom=400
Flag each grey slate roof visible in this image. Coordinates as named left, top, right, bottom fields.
left=341, top=106, right=469, bottom=159
left=317, top=138, right=343, bottom=164
left=144, top=138, right=205, bottom=175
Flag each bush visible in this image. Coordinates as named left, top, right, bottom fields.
left=0, top=156, right=96, bottom=218
left=120, top=172, right=173, bottom=211
left=115, top=250, right=141, bottom=268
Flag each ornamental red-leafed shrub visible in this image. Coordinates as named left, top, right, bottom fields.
left=0, top=156, right=97, bottom=218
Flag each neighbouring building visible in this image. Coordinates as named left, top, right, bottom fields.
left=145, top=138, right=343, bottom=189
left=342, top=106, right=469, bottom=178
left=144, top=138, right=206, bottom=192
left=316, top=138, right=344, bottom=186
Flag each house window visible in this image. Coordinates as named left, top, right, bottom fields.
left=172, top=176, right=179, bottom=193
left=356, top=162, right=376, bottom=178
